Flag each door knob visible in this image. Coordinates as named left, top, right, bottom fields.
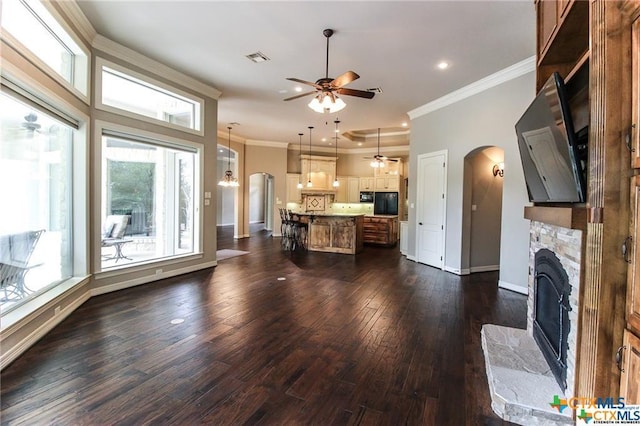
left=419, top=222, right=423, bottom=225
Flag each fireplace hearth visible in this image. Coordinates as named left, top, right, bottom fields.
left=533, top=249, right=571, bottom=391
left=482, top=220, right=583, bottom=425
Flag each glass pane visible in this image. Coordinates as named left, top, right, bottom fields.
left=101, top=67, right=200, bottom=131
left=101, top=135, right=196, bottom=269
left=1, top=0, right=86, bottom=91
left=0, top=92, right=73, bottom=311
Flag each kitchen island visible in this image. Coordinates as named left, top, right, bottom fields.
left=293, top=213, right=364, bottom=254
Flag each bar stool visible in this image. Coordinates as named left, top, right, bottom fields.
left=290, top=212, right=307, bottom=250
left=279, top=208, right=295, bottom=251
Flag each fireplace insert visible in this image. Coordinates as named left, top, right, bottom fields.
left=533, top=249, right=572, bottom=391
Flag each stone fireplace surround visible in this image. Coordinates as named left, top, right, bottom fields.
left=481, top=220, right=583, bottom=425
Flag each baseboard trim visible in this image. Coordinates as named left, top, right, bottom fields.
left=498, top=280, right=528, bottom=295
left=407, top=255, right=417, bottom=262
left=470, top=265, right=500, bottom=273
left=444, top=266, right=469, bottom=275
left=1, top=289, right=91, bottom=370
left=91, top=261, right=218, bottom=296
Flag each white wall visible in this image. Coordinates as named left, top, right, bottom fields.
left=408, top=71, right=534, bottom=293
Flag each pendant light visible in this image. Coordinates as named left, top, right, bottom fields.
left=297, top=132, right=304, bottom=189
left=218, top=126, right=239, bottom=187
left=307, top=126, right=313, bottom=187
left=370, top=127, right=385, bottom=168
left=332, top=119, right=340, bottom=187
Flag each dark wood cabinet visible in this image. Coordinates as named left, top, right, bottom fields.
left=363, top=216, right=398, bottom=246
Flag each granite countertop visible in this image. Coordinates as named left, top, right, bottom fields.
left=292, top=212, right=365, bottom=217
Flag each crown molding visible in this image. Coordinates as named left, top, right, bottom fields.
left=92, top=34, right=222, bottom=100
left=245, top=140, right=290, bottom=148
left=408, top=56, right=536, bottom=120
left=53, top=1, right=97, bottom=46
left=289, top=144, right=410, bottom=155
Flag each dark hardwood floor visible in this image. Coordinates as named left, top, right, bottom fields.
left=1, top=225, right=525, bottom=425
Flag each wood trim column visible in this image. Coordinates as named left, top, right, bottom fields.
left=577, top=0, right=633, bottom=399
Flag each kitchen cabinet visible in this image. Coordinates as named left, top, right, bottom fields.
left=400, top=221, right=408, bottom=255
left=335, top=176, right=360, bottom=203
left=306, top=214, right=364, bottom=254
left=286, top=173, right=302, bottom=203
left=620, top=329, right=640, bottom=404
left=363, top=216, right=398, bottom=246
left=359, top=177, right=375, bottom=191
left=375, top=176, right=400, bottom=191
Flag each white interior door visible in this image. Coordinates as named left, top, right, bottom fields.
left=416, top=151, right=447, bottom=268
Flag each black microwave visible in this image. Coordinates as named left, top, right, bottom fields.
left=359, top=191, right=374, bottom=203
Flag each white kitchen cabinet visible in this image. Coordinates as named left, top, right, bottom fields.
left=359, top=177, right=375, bottom=191
left=286, top=173, right=302, bottom=203
left=375, top=176, right=400, bottom=191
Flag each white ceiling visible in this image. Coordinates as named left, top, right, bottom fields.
left=76, top=1, right=536, bottom=149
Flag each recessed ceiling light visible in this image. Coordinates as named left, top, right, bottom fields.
left=358, top=142, right=363, bottom=146
left=321, top=137, right=327, bottom=142
left=401, top=122, right=408, bottom=127
left=294, top=86, right=303, bottom=93
left=219, top=149, right=224, bottom=153
left=437, top=61, right=449, bottom=70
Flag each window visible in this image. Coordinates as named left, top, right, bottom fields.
left=0, top=92, right=74, bottom=311
left=101, top=132, right=199, bottom=269
left=0, top=0, right=89, bottom=96
left=98, top=59, right=203, bottom=133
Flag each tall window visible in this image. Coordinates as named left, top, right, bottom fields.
left=101, top=134, right=198, bottom=269
left=0, top=92, right=74, bottom=310
left=1, top=0, right=89, bottom=96
left=98, top=60, right=202, bottom=133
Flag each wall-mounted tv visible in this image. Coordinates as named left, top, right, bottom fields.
left=515, top=72, right=587, bottom=203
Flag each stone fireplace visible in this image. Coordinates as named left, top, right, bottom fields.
left=481, top=220, right=583, bottom=424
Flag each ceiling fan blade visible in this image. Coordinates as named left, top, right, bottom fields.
left=283, top=91, right=317, bottom=101
left=336, top=87, right=375, bottom=99
left=286, top=77, right=322, bottom=90
left=331, top=71, right=359, bottom=88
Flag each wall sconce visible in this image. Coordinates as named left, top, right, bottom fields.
left=493, top=162, right=504, bottom=177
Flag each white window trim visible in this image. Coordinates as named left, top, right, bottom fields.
left=93, top=120, right=204, bottom=273
left=0, top=0, right=91, bottom=103
left=95, top=57, right=205, bottom=137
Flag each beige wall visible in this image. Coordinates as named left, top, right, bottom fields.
left=244, top=144, right=288, bottom=237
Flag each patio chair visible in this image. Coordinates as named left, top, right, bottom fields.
left=0, top=229, right=45, bottom=301
left=101, top=215, right=132, bottom=262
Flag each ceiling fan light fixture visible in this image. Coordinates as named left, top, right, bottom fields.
left=308, top=93, right=346, bottom=113
left=370, top=158, right=384, bottom=168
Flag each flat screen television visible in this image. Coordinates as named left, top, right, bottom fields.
left=515, top=72, right=587, bottom=203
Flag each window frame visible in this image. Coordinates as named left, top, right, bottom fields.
left=0, top=77, right=90, bottom=321
left=95, top=57, right=205, bottom=136
left=93, top=120, right=204, bottom=276
left=0, top=0, right=91, bottom=103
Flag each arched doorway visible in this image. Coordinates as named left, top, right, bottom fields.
left=216, top=144, right=238, bottom=249
left=461, top=146, right=504, bottom=274
left=248, top=172, right=274, bottom=236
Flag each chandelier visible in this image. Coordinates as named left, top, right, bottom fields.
left=218, top=126, right=239, bottom=187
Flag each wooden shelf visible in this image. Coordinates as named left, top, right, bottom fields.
left=524, top=206, right=587, bottom=230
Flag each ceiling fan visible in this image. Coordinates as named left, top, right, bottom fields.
left=284, top=29, right=375, bottom=113
left=364, top=128, right=398, bottom=168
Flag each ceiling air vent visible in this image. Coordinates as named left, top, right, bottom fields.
left=245, top=52, right=270, bottom=63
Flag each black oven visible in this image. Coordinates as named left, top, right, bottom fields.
left=359, top=191, right=374, bottom=203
